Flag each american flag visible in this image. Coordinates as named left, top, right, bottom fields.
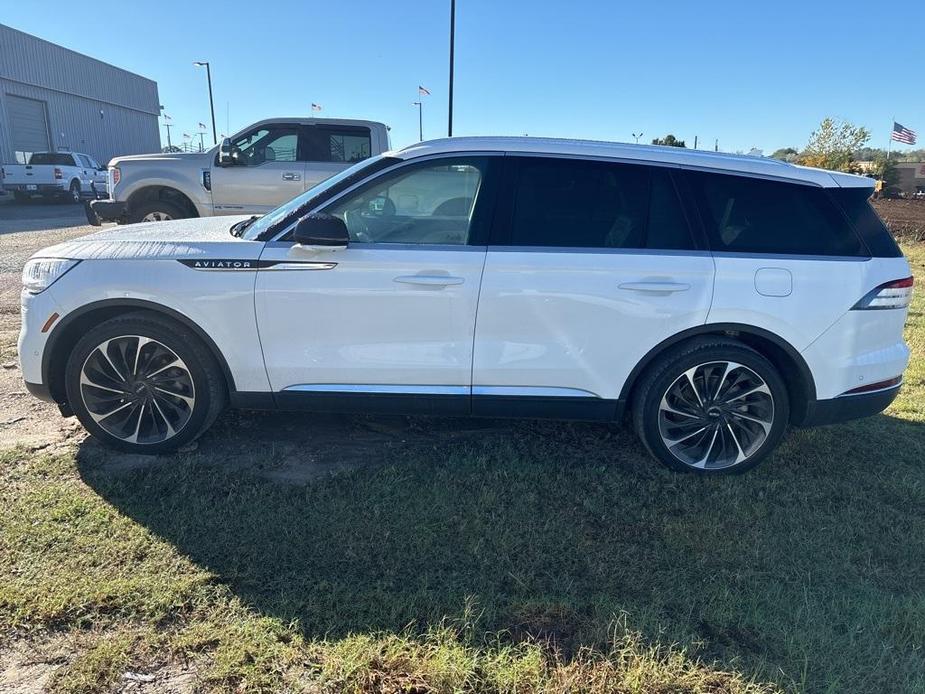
left=198, top=122, right=207, bottom=129
left=311, top=103, right=322, bottom=112
left=891, top=122, right=917, bottom=145
left=418, top=85, right=431, bottom=96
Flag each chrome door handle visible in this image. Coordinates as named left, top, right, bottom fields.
left=618, top=281, right=691, bottom=293
left=282, top=172, right=302, bottom=181
left=393, top=275, right=465, bottom=287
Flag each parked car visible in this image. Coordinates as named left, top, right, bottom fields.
left=88, top=118, right=390, bottom=224
left=2, top=151, right=107, bottom=202
left=21, top=137, right=912, bottom=473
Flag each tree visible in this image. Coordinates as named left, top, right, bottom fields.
left=651, top=134, right=686, bottom=148
left=770, top=147, right=799, bottom=162
left=872, top=154, right=900, bottom=187
left=798, top=117, right=870, bottom=172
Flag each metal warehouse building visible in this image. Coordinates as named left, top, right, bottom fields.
left=0, top=23, right=160, bottom=167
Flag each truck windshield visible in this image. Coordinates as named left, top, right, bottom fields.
left=28, top=153, right=74, bottom=165
left=242, top=154, right=399, bottom=241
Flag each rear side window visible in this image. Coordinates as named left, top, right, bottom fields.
left=303, top=126, right=372, bottom=163
left=829, top=187, right=902, bottom=258
left=689, top=171, right=865, bottom=256
left=505, top=158, right=695, bottom=250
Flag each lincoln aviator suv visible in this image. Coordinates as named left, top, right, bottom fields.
left=19, top=137, right=912, bottom=473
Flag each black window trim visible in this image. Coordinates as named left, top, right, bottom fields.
left=266, top=152, right=505, bottom=245
left=487, top=154, right=705, bottom=252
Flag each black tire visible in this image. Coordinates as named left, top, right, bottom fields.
left=129, top=200, right=188, bottom=224
left=67, top=180, right=81, bottom=204
left=632, top=337, right=789, bottom=474
left=64, top=312, right=227, bottom=454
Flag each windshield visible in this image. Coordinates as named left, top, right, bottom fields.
left=242, top=154, right=399, bottom=240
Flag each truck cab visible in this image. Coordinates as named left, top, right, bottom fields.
left=89, top=118, right=390, bottom=224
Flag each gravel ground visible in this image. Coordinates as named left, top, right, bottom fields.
left=0, top=202, right=101, bottom=448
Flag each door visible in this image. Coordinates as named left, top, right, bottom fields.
left=7, top=95, right=50, bottom=162
left=255, top=155, right=499, bottom=411
left=472, top=157, right=715, bottom=414
left=210, top=123, right=305, bottom=214
left=300, top=123, right=374, bottom=189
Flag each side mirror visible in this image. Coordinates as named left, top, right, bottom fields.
left=217, top=138, right=238, bottom=167
left=293, top=213, right=349, bottom=250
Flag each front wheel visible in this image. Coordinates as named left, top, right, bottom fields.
left=632, top=338, right=789, bottom=474
left=129, top=200, right=187, bottom=224
left=65, top=312, right=226, bottom=453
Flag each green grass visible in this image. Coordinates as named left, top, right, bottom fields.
left=2, top=246, right=925, bottom=692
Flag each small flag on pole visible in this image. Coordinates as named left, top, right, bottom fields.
left=891, top=122, right=917, bottom=145
left=311, top=103, right=322, bottom=112
left=418, top=85, right=431, bottom=96
left=199, top=122, right=207, bottom=129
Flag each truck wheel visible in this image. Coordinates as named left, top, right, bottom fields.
left=129, top=200, right=187, bottom=223
left=68, top=180, right=81, bottom=203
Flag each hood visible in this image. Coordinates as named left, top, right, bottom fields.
left=32, top=215, right=264, bottom=261
left=109, top=149, right=215, bottom=167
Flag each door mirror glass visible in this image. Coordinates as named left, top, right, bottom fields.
left=293, top=213, right=349, bottom=250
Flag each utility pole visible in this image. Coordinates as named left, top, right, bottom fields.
left=694, top=135, right=698, bottom=149
left=162, top=114, right=173, bottom=149
left=413, top=101, right=423, bottom=141
left=632, top=132, right=643, bottom=144
left=194, top=61, right=217, bottom=145
left=448, top=0, right=456, bottom=136
left=714, top=138, right=719, bottom=152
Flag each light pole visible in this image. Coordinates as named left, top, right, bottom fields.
left=413, top=102, right=423, bottom=141
left=448, top=0, right=455, bottom=136
left=632, top=132, right=643, bottom=144
left=193, top=61, right=217, bottom=145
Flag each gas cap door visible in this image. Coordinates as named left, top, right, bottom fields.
left=754, top=268, right=792, bottom=297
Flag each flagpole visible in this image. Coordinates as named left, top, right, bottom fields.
left=448, top=0, right=455, bottom=137
left=882, top=116, right=894, bottom=188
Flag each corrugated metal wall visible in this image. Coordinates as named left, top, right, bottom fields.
left=0, top=23, right=160, bottom=165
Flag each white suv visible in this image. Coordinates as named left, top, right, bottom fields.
left=19, top=137, right=913, bottom=473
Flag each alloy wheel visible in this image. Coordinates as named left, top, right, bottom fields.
left=79, top=335, right=195, bottom=444
left=657, top=361, right=774, bottom=470
left=142, top=211, right=173, bottom=222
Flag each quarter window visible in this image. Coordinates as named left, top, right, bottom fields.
left=507, top=158, right=694, bottom=250
left=690, top=172, right=865, bottom=256
left=323, top=158, right=487, bottom=245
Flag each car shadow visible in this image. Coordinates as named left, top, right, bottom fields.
left=76, top=408, right=925, bottom=684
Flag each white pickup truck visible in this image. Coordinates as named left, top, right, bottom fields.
left=2, top=151, right=108, bottom=203
left=89, top=118, right=390, bottom=224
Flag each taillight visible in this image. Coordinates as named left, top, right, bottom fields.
left=53, top=167, right=63, bottom=180
left=110, top=167, right=121, bottom=186
left=852, top=277, right=914, bottom=310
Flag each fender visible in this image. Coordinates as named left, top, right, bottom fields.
left=618, top=322, right=817, bottom=403
left=42, top=298, right=237, bottom=398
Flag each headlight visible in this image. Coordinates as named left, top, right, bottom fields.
left=22, top=258, right=80, bottom=294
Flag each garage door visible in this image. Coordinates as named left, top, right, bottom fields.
left=6, top=95, right=50, bottom=162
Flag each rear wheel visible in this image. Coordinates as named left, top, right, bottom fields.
left=64, top=312, right=226, bottom=453
left=129, top=200, right=187, bottom=224
left=68, top=180, right=81, bottom=203
left=632, top=338, right=789, bottom=474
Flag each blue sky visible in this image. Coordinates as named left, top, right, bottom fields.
left=3, top=0, right=923, bottom=154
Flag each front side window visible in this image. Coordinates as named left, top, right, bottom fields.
left=507, top=158, right=694, bottom=250
left=231, top=126, right=298, bottom=165
left=690, top=172, right=865, bottom=256
left=323, top=158, right=487, bottom=245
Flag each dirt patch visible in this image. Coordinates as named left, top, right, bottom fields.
left=872, top=198, right=925, bottom=242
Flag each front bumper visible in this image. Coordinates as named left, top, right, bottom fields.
left=797, top=385, right=901, bottom=427
left=87, top=199, right=127, bottom=225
